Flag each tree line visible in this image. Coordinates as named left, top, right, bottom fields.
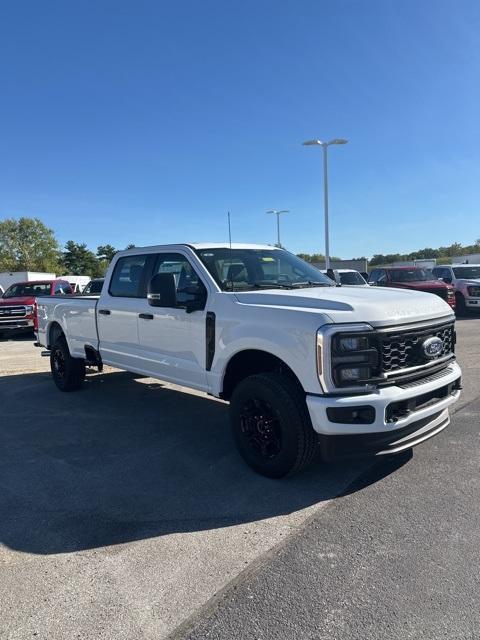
left=0, top=217, right=134, bottom=277
left=369, top=240, right=480, bottom=266
left=1, top=216, right=479, bottom=276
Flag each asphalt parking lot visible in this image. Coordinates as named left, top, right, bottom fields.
left=0, top=316, right=479, bottom=640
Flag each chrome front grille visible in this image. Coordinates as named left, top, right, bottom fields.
left=0, top=305, right=27, bottom=319
left=378, top=321, right=455, bottom=374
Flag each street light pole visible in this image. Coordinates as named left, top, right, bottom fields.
left=302, top=138, right=348, bottom=270
left=266, top=209, right=290, bottom=248
left=322, top=144, right=330, bottom=269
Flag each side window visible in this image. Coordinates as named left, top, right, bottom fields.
left=377, top=270, right=388, bottom=284
left=368, top=269, right=379, bottom=283
left=109, top=254, right=149, bottom=297
left=152, top=253, right=206, bottom=306
left=54, top=282, right=69, bottom=295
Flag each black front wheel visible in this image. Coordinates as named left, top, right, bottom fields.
left=50, top=336, right=86, bottom=391
left=455, top=293, right=467, bottom=316
left=229, top=373, right=317, bottom=478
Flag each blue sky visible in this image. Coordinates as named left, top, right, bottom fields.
left=1, top=0, right=479, bottom=258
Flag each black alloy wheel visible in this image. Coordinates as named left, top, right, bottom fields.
left=239, top=397, right=282, bottom=460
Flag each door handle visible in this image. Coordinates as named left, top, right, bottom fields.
left=139, top=313, right=154, bottom=320
left=98, top=309, right=111, bottom=315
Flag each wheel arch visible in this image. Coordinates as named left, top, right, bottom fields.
left=221, top=349, right=304, bottom=401
left=47, top=321, right=65, bottom=349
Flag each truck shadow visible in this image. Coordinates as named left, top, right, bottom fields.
left=0, top=369, right=410, bottom=555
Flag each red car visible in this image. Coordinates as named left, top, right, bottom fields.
left=368, top=267, right=456, bottom=309
left=0, top=279, right=73, bottom=338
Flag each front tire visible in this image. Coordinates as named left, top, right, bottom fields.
left=50, top=336, right=86, bottom=391
left=455, top=292, right=467, bottom=316
left=229, top=373, right=317, bottom=478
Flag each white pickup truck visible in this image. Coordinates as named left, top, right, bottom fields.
left=36, top=243, right=462, bottom=477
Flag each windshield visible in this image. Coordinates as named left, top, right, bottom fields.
left=389, top=269, right=434, bottom=283
left=339, top=271, right=366, bottom=285
left=3, top=282, right=51, bottom=298
left=83, top=279, right=104, bottom=294
left=195, top=248, right=334, bottom=291
left=452, top=266, right=480, bottom=279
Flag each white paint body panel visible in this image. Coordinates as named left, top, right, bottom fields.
left=36, top=244, right=461, bottom=440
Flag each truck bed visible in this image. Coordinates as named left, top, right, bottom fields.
left=36, top=295, right=100, bottom=357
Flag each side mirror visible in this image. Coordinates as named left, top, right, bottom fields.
left=148, top=273, right=177, bottom=307
left=326, top=268, right=342, bottom=286
left=180, top=284, right=207, bottom=314
left=443, top=276, right=452, bottom=284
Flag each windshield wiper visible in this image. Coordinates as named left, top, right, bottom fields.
left=288, top=281, right=335, bottom=288
left=251, top=282, right=297, bottom=290
left=225, top=280, right=334, bottom=291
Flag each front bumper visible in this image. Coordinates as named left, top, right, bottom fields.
left=0, top=319, right=34, bottom=332
left=306, top=361, right=461, bottom=460
left=465, top=296, right=480, bottom=308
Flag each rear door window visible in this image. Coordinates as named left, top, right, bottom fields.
left=109, top=255, right=149, bottom=297
left=54, top=282, right=70, bottom=295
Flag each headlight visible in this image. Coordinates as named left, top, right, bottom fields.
left=24, top=305, right=34, bottom=315
left=338, top=366, right=371, bottom=383
left=332, top=331, right=379, bottom=387
left=467, top=286, right=480, bottom=297
left=316, top=324, right=379, bottom=392
left=336, top=335, right=369, bottom=352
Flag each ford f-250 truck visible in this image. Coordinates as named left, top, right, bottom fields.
left=36, top=243, right=462, bottom=477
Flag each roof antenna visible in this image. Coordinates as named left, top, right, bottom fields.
left=227, top=211, right=234, bottom=291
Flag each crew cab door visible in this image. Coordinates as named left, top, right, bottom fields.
left=136, top=251, right=209, bottom=391
left=97, top=253, right=151, bottom=369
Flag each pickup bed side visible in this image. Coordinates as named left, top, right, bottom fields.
left=37, top=296, right=100, bottom=356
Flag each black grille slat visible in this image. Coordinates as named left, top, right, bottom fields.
left=378, top=322, right=455, bottom=374
left=0, top=305, right=27, bottom=318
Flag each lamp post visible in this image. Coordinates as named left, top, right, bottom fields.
left=302, top=138, right=348, bottom=269
left=266, top=209, right=289, bottom=248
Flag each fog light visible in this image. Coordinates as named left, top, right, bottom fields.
left=339, top=367, right=370, bottom=382
left=327, top=406, right=376, bottom=424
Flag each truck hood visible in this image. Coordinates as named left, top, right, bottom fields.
left=457, top=278, right=480, bottom=286
left=391, top=280, right=447, bottom=290
left=0, top=296, right=36, bottom=306
left=234, top=285, right=453, bottom=327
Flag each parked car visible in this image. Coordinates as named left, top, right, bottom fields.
left=321, top=269, right=368, bottom=286
left=63, top=275, right=91, bottom=293
left=36, top=243, right=461, bottom=478
left=432, top=264, right=480, bottom=315
left=0, top=279, right=73, bottom=338
left=82, top=278, right=105, bottom=295
left=368, top=267, right=456, bottom=309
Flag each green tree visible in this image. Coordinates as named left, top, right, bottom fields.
left=97, top=244, right=118, bottom=262
left=0, top=217, right=61, bottom=272
left=62, top=241, right=100, bottom=277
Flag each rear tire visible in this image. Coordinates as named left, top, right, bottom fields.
left=229, top=373, right=317, bottom=478
left=50, top=336, right=85, bottom=391
left=455, top=292, right=467, bottom=316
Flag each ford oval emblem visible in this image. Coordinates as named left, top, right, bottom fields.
left=422, top=336, right=443, bottom=359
